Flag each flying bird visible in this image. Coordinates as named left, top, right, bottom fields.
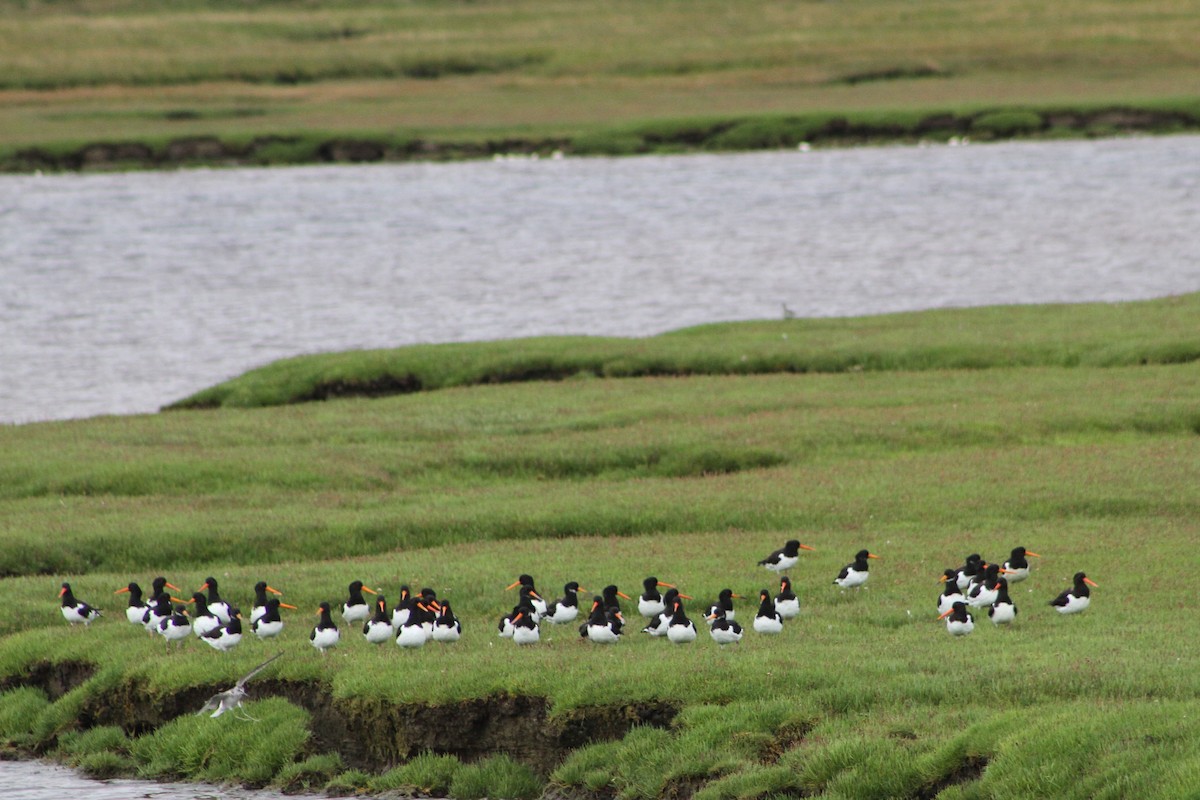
left=195, top=652, right=284, bottom=719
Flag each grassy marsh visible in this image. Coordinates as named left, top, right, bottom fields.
left=2, top=0, right=1200, bottom=167
left=1, top=297, right=1199, bottom=796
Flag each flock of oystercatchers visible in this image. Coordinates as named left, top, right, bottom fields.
left=54, top=539, right=1097, bottom=650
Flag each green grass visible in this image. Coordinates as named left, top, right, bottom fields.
left=2, top=0, right=1200, bottom=167
left=0, top=297, right=1198, bottom=796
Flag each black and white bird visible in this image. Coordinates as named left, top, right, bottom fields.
left=1050, top=572, right=1098, bottom=615
left=249, top=581, right=284, bottom=624
left=665, top=600, right=697, bottom=644
left=581, top=597, right=622, bottom=643
left=142, top=592, right=175, bottom=634
left=58, top=583, right=101, bottom=626
left=158, top=604, right=192, bottom=646
left=752, top=589, right=784, bottom=634
left=938, top=601, right=975, bottom=636
left=195, top=652, right=283, bottom=719
left=199, top=577, right=232, bottom=624
left=774, top=576, right=800, bottom=619
left=1001, top=547, right=1041, bottom=583
left=833, top=550, right=880, bottom=589
left=953, top=554, right=984, bottom=592
left=601, top=585, right=632, bottom=617
left=201, top=607, right=244, bottom=652
left=432, top=601, right=462, bottom=643
left=251, top=598, right=295, bottom=640
left=543, top=582, right=587, bottom=625
left=310, top=602, right=341, bottom=654
left=966, top=563, right=1006, bottom=608
left=341, top=581, right=378, bottom=625
left=937, top=569, right=966, bottom=616
left=188, top=592, right=222, bottom=639
left=706, top=589, right=742, bottom=625
left=115, top=582, right=149, bottom=626
left=988, top=578, right=1017, bottom=625
left=390, top=585, right=414, bottom=628
left=706, top=606, right=744, bottom=645
left=757, top=539, right=815, bottom=573
left=637, top=577, right=677, bottom=618
left=641, top=588, right=683, bottom=637
left=506, top=575, right=548, bottom=618
left=362, top=597, right=394, bottom=644
left=396, top=611, right=430, bottom=649
left=508, top=604, right=540, bottom=646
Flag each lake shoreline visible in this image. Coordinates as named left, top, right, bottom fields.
left=4, top=102, right=1197, bottom=174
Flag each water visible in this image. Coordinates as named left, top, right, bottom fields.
left=0, top=759, right=305, bottom=800
left=2, top=136, right=1199, bottom=425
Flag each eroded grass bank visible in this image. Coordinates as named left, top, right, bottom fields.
left=6, top=102, right=1200, bottom=173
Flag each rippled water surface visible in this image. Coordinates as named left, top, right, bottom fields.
left=0, top=759, right=306, bottom=800
left=3, top=137, right=1199, bottom=424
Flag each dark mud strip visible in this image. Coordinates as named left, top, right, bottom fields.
left=5, top=107, right=1197, bottom=173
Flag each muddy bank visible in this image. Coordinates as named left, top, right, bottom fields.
left=4, top=105, right=1197, bottom=173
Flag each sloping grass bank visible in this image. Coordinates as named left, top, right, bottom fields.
left=169, top=293, right=1200, bottom=411
left=2, top=296, right=1198, bottom=797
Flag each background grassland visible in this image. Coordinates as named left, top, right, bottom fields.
left=1, top=297, right=1199, bottom=796
left=2, top=0, right=1200, bottom=164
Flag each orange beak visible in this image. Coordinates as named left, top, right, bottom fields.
left=199, top=581, right=211, bottom=591
left=800, top=544, right=816, bottom=551
left=678, top=593, right=694, bottom=600
left=617, top=591, right=632, bottom=600
left=867, top=553, right=881, bottom=559
left=937, top=608, right=953, bottom=620
left=513, top=612, right=524, bottom=623
left=506, top=580, right=523, bottom=590
left=528, top=590, right=542, bottom=600
left=362, top=586, right=377, bottom=595
left=164, top=582, right=181, bottom=591
left=657, top=581, right=676, bottom=589
left=1000, top=567, right=1018, bottom=574
left=939, top=575, right=949, bottom=583
left=1083, top=577, right=1099, bottom=588
left=114, top=587, right=130, bottom=595
left=576, top=586, right=589, bottom=593
left=279, top=602, right=298, bottom=610
left=266, top=586, right=283, bottom=595
left=730, top=593, right=743, bottom=599
left=58, top=587, right=67, bottom=598
left=1027, top=551, right=1042, bottom=558
left=705, top=613, right=718, bottom=621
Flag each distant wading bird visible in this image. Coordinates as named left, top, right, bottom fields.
left=774, top=576, right=800, bottom=619
left=1001, top=547, right=1041, bottom=583
left=311, top=602, right=340, bottom=653
left=833, top=550, right=880, bottom=589
left=758, top=539, right=815, bottom=573
left=938, top=601, right=975, bottom=636
left=1050, top=572, right=1098, bottom=615
left=196, top=652, right=283, bottom=719
left=59, top=583, right=101, bottom=626
left=341, top=581, right=377, bottom=624
left=115, top=582, right=149, bottom=626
